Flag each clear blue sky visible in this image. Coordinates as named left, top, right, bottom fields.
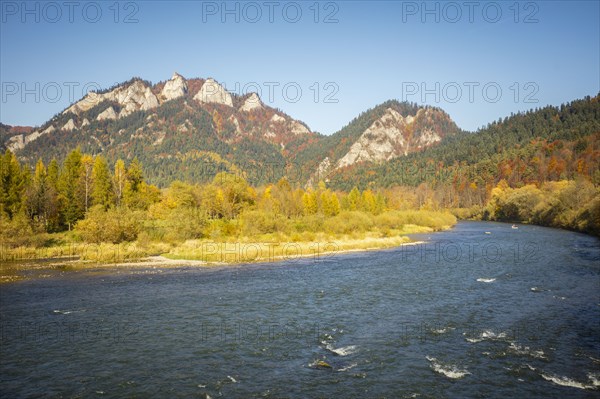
left=1, top=0, right=598, bottom=134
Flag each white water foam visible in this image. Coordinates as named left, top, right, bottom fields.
left=465, top=330, right=507, bottom=343
left=337, top=363, right=358, bottom=372
left=326, top=344, right=358, bottom=356
left=227, top=376, right=237, bottom=383
left=540, top=373, right=595, bottom=390
left=432, top=327, right=455, bottom=334
left=508, top=342, right=548, bottom=360
left=426, top=356, right=470, bottom=379
left=527, top=365, right=597, bottom=390
left=588, top=372, right=600, bottom=387
left=51, top=309, right=86, bottom=315
left=476, top=278, right=496, bottom=283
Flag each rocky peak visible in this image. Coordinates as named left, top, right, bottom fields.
left=193, top=78, right=233, bottom=107
left=289, top=120, right=310, bottom=135
left=336, top=108, right=407, bottom=168
left=62, top=119, right=77, bottom=131
left=160, top=72, right=188, bottom=102
left=63, top=79, right=159, bottom=118
left=335, top=107, right=442, bottom=170
left=239, top=93, right=264, bottom=112
left=97, top=106, right=118, bottom=121
left=116, top=81, right=159, bottom=117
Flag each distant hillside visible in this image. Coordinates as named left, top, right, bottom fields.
left=1, top=74, right=459, bottom=188
left=328, top=95, right=600, bottom=204
left=0, top=123, right=34, bottom=141
left=2, top=73, right=316, bottom=187
left=2, top=73, right=597, bottom=195
left=292, top=100, right=462, bottom=185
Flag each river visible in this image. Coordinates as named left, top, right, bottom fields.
left=1, top=221, right=599, bottom=398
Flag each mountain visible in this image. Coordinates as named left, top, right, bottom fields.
left=328, top=95, right=600, bottom=202
left=1, top=73, right=457, bottom=187
left=0, top=123, right=34, bottom=142
left=294, top=101, right=461, bottom=185
left=2, top=73, right=319, bottom=186
left=5, top=73, right=595, bottom=195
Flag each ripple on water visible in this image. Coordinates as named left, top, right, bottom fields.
left=426, top=356, right=470, bottom=379
left=1, top=221, right=598, bottom=397
left=324, top=344, right=358, bottom=357
left=464, top=329, right=508, bottom=343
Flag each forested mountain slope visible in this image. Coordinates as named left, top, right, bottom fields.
left=328, top=95, right=600, bottom=197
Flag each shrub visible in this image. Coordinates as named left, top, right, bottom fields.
left=240, top=210, right=288, bottom=235
left=323, top=211, right=374, bottom=234
left=0, top=213, right=33, bottom=247
left=75, top=206, right=142, bottom=244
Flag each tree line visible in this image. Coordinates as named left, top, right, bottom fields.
left=3, top=148, right=454, bottom=248
left=0, top=149, right=158, bottom=236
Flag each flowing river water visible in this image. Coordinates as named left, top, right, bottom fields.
left=1, top=221, right=599, bottom=398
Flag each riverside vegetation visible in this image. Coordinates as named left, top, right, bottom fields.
left=0, top=148, right=457, bottom=265
left=2, top=95, right=600, bottom=266
left=1, top=143, right=599, bottom=268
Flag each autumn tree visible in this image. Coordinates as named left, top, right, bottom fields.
left=302, top=190, right=318, bottom=215
left=211, top=172, right=254, bottom=219
left=25, top=159, right=52, bottom=229
left=321, top=190, right=340, bottom=216
left=0, top=150, right=26, bottom=219
left=113, top=159, right=126, bottom=206
left=124, top=157, right=145, bottom=208
left=92, top=155, right=114, bottom=209
left=80, top=154, right=94, bottom=212
left=346, top=187, right=361, bottom=211
left=59, top=148, right=84, bottom=229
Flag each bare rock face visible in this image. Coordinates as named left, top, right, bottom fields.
left=289, top=120, right=310, bottom=135
left=160, top=72, right=188, bottom=102
left=97, top=106, right=118, bottom=121
left=62, top=119, right=77, bottom=131
left=239, top=93, right=264, bottom=112
left=64, top=80, right=159, bottom=118
left=306, top=156, right=332, bottom=186
left=7, top=125, right=57, bottom=151
left=337, top=108, right=407, bottom=168
left=63, top=93, right=103, bottom=115
left=41, top=125, right=56, bottom=135
left=116, top=81, right=160, bottom=118
left=263, top=113, right=311, bottom=140
left=81, top=118, right=90, bottom=127
left=193, top=78, right=233, bottom=107
left=335, top=108, right=441, bottom=169
left=7, top=135, right=25, bottom=151
left=270, top=114, right=286, bottom=123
